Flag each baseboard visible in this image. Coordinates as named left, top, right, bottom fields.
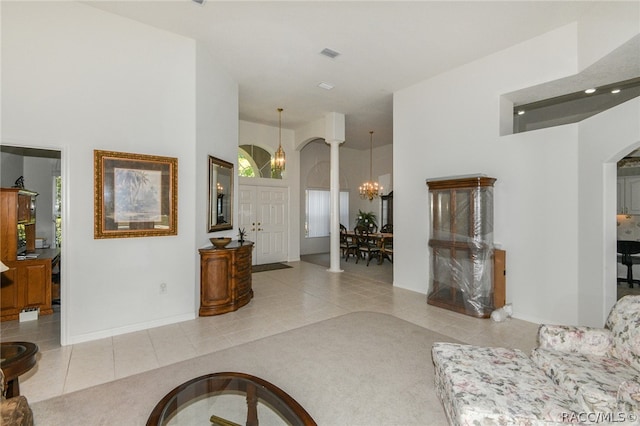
left=66, top=312, right=196, bottom=345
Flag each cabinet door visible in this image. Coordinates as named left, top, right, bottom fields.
left=200, top=253, right=232, bottom=308
left=0, top=266, right=22, bottom=318
left=625, top=176, right=640, bottom=215
left=23, top=261, right=50, bottom=307
left=618, top=178, right=625, bottom=214
left=17, top=193, right=35, bottom=224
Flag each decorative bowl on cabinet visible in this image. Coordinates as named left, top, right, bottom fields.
left=210, top=237, right=232, bottom=249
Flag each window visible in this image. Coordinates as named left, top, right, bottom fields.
left=238, top=150, right=256, bottom=177
left=53, top=176, right=62, bottom=247
left=238, top=145, right=282, bottom=179
left=305, top=190, right=349, bottom=238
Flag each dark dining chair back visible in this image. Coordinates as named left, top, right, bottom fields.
left=340, top=223, right=357, bottom=261
left=617, top=240, right=640, bottom=288
left=354, top=226, right=380, bottom=266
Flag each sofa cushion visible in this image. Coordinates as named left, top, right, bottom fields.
left=531, top=348, right=640, bottom=414
left=433, top=342, right=581, bottom=425
left=605, top=295, right=640, bottom=372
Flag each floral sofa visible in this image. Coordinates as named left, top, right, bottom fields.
left=432, top=342, right=583, bottom=425
left=432, top=295, right=640, bottom=425
left=531, top=295, right=640, bottom=419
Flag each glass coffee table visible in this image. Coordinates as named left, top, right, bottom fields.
left=147, top=372, right=316, bottom=426
left=0, top=341, right=38, bottom=398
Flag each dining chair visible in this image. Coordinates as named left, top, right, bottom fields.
left=617, top=240, right=640, bottom=288
left=380, top=224, right=393, bottom=234
left=340, top=224, right=358, bottom=261
left=354, top=225, right=381, bottom=266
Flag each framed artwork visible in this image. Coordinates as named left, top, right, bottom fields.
left=94, top=150, right=178, bottom=239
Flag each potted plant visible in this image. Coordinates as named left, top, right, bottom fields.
left=355, top=210, right=378, bottom=230
left=238, top=228, right=247, bottom=243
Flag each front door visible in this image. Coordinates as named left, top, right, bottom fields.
left=238, top=185, right=288, bottom=265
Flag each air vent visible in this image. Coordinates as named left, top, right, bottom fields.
left=320, top=48, right=340, bottom=59
left=317, top=82, right=335, bottom=90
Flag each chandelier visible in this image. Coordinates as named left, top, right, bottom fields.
left=359, top=131, right=383, bottom=201
left=272, top=108, right=286, bottom=172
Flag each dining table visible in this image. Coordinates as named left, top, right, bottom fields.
left=346, top=231, right=393, bottom=257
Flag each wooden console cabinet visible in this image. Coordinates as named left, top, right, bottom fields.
left=1, top=188, right=55, bottom=321
left=199, top=241, right=254, bottom=316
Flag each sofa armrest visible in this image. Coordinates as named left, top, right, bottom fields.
left=537, top=324, right=613, bottom=356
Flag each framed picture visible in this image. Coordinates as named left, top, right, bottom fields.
left=94, top=150, right=178, bottom=239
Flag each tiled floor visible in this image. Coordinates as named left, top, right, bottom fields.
left=3, top=259, right=542, bottom=404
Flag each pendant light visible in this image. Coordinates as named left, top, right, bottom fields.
left=359, top=131, right=382, bottom=201
left=272, top=108, right=286, bottom=172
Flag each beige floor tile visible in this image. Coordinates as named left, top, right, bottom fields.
left=5, top=257, right=552, bottom=405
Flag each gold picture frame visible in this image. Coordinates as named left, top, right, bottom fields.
left=94, top=150, right=178, bottom=239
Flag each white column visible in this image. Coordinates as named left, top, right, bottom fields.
left=328, top=139, right=342, bottom=272
left=325, top=112, right=345, bottom=273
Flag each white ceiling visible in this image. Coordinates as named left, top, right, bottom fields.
left=86, top=1, right=620, bottom=150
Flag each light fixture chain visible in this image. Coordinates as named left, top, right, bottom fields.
left=359, top=130, right=382, bottom=201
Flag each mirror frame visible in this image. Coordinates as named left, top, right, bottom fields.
left=208, top=156, right=234, bottom=232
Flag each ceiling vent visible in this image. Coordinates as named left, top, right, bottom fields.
left=317, top=82, right=335, bottom=90
left=320, top=48, right=340, bottom=59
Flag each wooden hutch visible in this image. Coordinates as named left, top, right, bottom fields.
left=1, top=188, right=57, bottom=321
left=426, top=176, right=505, bottom=318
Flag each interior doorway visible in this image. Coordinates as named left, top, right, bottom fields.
left=615, top=149, right=640, bottom=300
left=0, top=145, right=63, bottom=345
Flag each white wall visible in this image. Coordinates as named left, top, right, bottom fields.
left=578, top=98, right=640, bottom=325
left=1, top=152, right=23, bottom=187
left=2, top=2, right=237, bottom=344
left=196, top=42, right=238, bottom=247
left=394, top=4, right=640, bottom=326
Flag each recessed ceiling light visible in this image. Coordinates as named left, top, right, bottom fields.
left=584, top=88, right=596, bottom=94
left=611, top=89, right=621, bottom=94
left=517, top=110, right=525, bottom=115
left=320, top=48, right=340, bottom=59
left=317, top=82, right=334, bottom=90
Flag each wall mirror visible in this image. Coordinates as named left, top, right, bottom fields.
left=208, top=156, right=233, bottom=232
